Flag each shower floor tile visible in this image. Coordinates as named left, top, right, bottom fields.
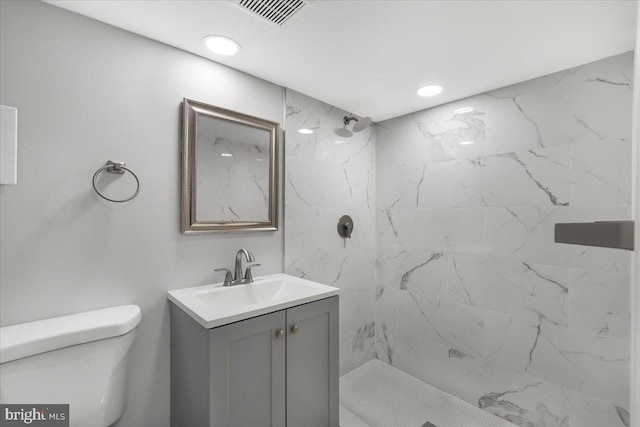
left=341, top=405, right=370, bottom=427
left=340, top=360, right=516, bottom=427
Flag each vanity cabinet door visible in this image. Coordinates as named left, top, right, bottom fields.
left=208, top=310, right=286, bottom=427
left=286, top=296, right=339, bottom=427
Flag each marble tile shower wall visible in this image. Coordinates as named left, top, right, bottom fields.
left=284, top=89, right=377, bottom=375
left=375, top=52, right=633, bottom=427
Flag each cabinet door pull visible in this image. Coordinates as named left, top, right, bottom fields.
left=276, top=329, right=285, bottom=339
left=291, top=325, right=300, bottom=334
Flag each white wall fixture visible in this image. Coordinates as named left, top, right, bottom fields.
left=0, top=105, right=17, bottom=185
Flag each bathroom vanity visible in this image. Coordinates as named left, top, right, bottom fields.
left=169, top=274, right=339, bottom=427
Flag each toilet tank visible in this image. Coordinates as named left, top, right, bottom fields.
left=0, top=305, right=141, bottom=427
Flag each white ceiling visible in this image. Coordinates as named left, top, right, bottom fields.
left=45, top=0, right=637, bottom=121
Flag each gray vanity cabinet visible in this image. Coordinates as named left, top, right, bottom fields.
left=170, top=296, right=338, bottom=427
left=208, top=310, right=287, bottom=427
left=286, top=297, right=339, bottom=427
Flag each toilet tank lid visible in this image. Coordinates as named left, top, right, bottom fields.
left=0, top=305, right=141, bottom=364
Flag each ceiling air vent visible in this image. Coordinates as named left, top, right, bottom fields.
left=230, top=0, right=312, bottom=27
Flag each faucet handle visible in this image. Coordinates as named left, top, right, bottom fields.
left=243, top=263, right=261, bottom=283
left=214, top=268, right=233, bottom=286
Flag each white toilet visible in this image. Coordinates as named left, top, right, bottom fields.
left=0, top=305, right=141, bottom=427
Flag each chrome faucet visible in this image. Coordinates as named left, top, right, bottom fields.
left=215, top=249, right=260, bottom=286
left=234, top=249, right=254, bottom=283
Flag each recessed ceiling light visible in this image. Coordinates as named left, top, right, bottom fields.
left=298, top=128, right=314, bottom=134
left=459, top=141, right=475, bottom=146
left=221, top=153, right=233, bottom=157
left=203, top=35, right=241, bottom=56
left=454, top=107, right=474, bottom=114
left=417, top=84, right=444, bottom=97
left=334, top=140, right=346, bottom=145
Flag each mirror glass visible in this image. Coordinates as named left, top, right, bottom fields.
left=182, top=98, right=278, bottom=234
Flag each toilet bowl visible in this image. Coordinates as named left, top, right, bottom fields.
left=0, top=305, right=141, bottom=427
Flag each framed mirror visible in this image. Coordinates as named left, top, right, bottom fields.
left=181, top=98, right=279, bottom=234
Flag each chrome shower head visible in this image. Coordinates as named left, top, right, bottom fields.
left=343, top=115, right=372, bottom=132
left=335, top=127, right=353, bottom=138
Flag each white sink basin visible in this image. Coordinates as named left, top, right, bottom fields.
left=168, top=273, right=339, bottom=328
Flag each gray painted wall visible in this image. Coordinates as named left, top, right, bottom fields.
left=0, top=2, right=284, bottom=426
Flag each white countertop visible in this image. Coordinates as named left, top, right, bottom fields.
left=168, top=273, right=339, bottom=329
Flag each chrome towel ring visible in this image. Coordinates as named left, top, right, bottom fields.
left=92, top=160, right=140, bottom=203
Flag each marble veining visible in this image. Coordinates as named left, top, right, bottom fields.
left=413, top=107, right=487, bottom=162
left=566, top=389, right=630, bottom=427
left=615, top=406, right=630, bottom=427
left=372, top=327, right=574, bottom=426
left=340, top=327, right=376, bottom=377
left=485, top=205, right=632, bottom=271
left=491, top=151, right=569, bottom=206
left=510, top=97, right=545, bottom=148
left=196, top=136, right=270, bottom=221
left=375, top=52, right=632, bottom=427
left=568, top=268, right=630, bottom=340
left=284, top=88, right=376, bottom=375
left=285, top=52, right=632, bottom=427
left=477, top=383, right=569, bottom=427
left=376, top=323, right=395, bottom=365
left=353, top=322, right=376, bottom=351
left=570, top=139, right=632, bottom=206
left=400, top=253, right=444, bottom=290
